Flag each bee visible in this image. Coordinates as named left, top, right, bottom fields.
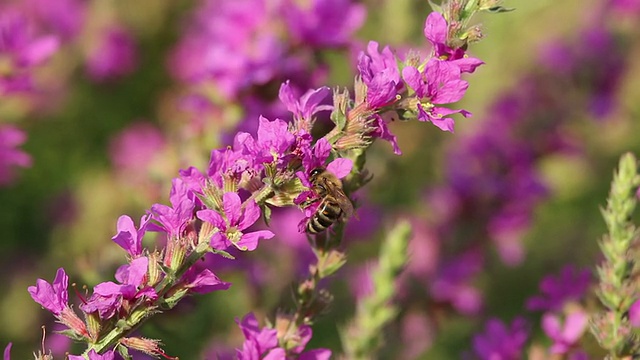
left=305, top=167, right=354, bottom=234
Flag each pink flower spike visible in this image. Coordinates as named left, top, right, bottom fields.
left=326, top=158, right=353, bottom=178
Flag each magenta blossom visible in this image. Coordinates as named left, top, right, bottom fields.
left=630, top=299, right=640, bottom=327
left=86, top=25, right=137, bottom=81
left=402, top=58, right=471, bottom=132
left=0, top=9, right=60, bottom=93
left=181, top=267, right=231, bottom=295
left=472, top=317, right=528, bottom=360
left=68, top=349, right=115, bottom=360
left=3, top=343, right=10, bottom=360
left=197, top=192, right=274, bottom=251
left=236, top=313, right=281, bottom=360
left=80, top=257, right=156, bottom=319
left=279, top=80, right=332, bottom=130
left=28, top=268, right=89, bottom=338
left=423, top=12, right=484, bottom=73
left=542, top=310, right=588, bottom=355
left=149, top=178, right=197, bottom=239
left=28, top=267, right=68, bottom=316
left=358, top=41, right=401, bottom=109
left=526, top=265, right=592, bottom=312
left=0, top=125, right=32, bottom=185
left=112, top=214, right=151, bottom=257
left=284, top=0, right=366, bottom=47
left=236, top=313, right=332, bottom=360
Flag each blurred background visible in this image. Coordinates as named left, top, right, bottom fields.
left=1, top=0, right=640, bottom=358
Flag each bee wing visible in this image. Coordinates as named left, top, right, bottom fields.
left=322, top=178, right=354, bottom=218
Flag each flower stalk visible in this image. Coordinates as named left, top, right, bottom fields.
left=591, top=152, right=640, bottom=358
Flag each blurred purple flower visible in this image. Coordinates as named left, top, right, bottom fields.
left=0, top=125, right=31, bottom=185
left=284, top=0, right=365, bottom=47
left=109, top=122, right=166, bottom=175
left=402, top=58, right=470, bottom=132
left=400, top=312, right=434, bottom=359
left=539, top=27, right=625, bottom=119
left=430, top=250, right=483, bottom=314
left=611, top=0, right=640, bottom=13
left=629, top=299, right=640, bottom=327
left=541, top=310, right=588, bottom=355
left=86, top=25, right=138, bottom=81
left=23, top=0, right=85, bottom=40
left=3, top=343, right=11, bottom=360
left=348, top=261, right=375, bottom=300
left=0, top=9, right=59, bottom=94
left=197, top=192, right=274, bottom=251
left=169, top=0, right=287, bottom=99
left=472, top=317, right=528, bottom=360
left=526, top=265, right=592, bottom=312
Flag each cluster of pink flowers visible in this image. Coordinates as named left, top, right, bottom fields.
left=18, top=6, right=484, bottom=358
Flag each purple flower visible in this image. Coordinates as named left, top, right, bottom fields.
left=149, top=178, right=197, bottom=238
left=86, top=25, right=137, bottom=81
left=112, top=214, right=151, bottom=257
left=429, top=250, right=483, bottom=314
left=236, top=313, right=281, bottom=360
left=371, top=114, right=402, bottom=155
left=169, top=0, right=286, bottom=99
left=279, top=80, right=331, bottom=130
left=255, top=116, right=296, bottom=163
left=0, top=9, right=60, bottom=93
left=197, top=192, right=274, bottom=251
left=109, top=121, right=166, bottom=175
left=542, top=310, right=588, bottom=355
left=284, top=0, right=366, bottom=47
left=206, top=146, right=255, bottom=189
left=81, top=257, right=155, bottom=319
left=630, top=299, right=640, bottom=327
left=612, top=0, right=640, bottom=13
left=472, top=317, right=528, bottom=360
left=402, top=58, right=470, bottom=132
left=28, top=268, right=68, bottom=316
left=526, top=266, right=591, bottom=312
left=23, top=0, right=86, bottom=40
left=423, top=12, right=483, bottom=73
left=68, top=349, right=115, bottom=360
left=4, top=343, right=11, bottom=360
left=181, top=268, right=231, bottom=294
left=0, top=125, right=32, bottom=185
left=358, top=41, right=401, bottom=109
